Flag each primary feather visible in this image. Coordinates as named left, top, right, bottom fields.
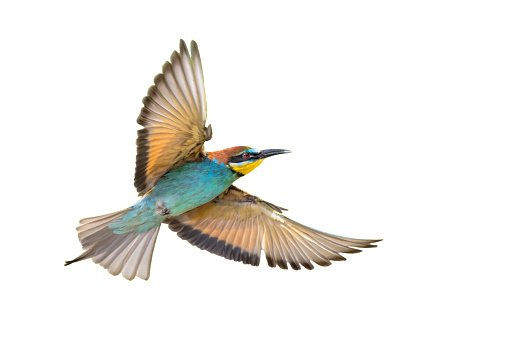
left=135, top=40, right=209, bottom=196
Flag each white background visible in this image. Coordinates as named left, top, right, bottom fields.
left=1, top=1, right=508, bottom=338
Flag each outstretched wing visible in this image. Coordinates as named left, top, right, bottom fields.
left=167, top=186, right=381, bottom=270
left=135, top=40, right=212, bottom=196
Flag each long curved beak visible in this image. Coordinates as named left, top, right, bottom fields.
left=259, top=149, right=291, bottom=159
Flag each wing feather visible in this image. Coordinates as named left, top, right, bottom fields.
left=167, top=186, right=381, bottom=270
left=190, top=41, right=207, bottom=120
left=135, top=40, right=210, bottom=195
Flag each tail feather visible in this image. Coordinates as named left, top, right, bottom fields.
left=107, top=227, right=160, bottom=279
left=78, top=210, right=129, bottom=232
left=66, top=208, right=161, bottom=280
left=64, top=249, right=94, bottom=266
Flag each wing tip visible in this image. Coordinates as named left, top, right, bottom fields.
left=360, top=239, right=383, bottom=248
left=190, top=40, right=201, bottom=60
left=179, top=39, right=191, bottom=59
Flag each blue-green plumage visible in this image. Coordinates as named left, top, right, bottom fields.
left=109, top=157, right=238, bottom=234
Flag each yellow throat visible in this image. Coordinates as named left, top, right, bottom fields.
left=229, top=159, right=265, bottom=175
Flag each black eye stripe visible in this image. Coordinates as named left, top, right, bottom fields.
left=228, top=154, right=244, bottom=163
left=229, top=152, right=260, bottom=163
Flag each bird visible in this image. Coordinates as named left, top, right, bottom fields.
left=65, top=40, right=381, bottom=280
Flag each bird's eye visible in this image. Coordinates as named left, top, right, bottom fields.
left=242, top=152, right=250, bottom=159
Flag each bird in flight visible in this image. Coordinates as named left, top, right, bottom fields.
left=65, top=40, right=381, bottom=280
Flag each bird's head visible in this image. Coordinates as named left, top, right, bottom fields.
left=228, top=147, right=291, bottom=175
left=208, top=147, right=291, bottom=176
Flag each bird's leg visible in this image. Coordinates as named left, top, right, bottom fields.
left=155, top=201, right=171, bottom=216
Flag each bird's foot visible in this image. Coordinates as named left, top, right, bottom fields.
left=156, top=201, right=171, bottom=216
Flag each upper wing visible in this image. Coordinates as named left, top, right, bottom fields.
left=167, top=186, right=381, bottom=270
left=135, top=40, right=212, bottom=196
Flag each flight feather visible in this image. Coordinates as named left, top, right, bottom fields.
left=135, top=40, right=210, bottom=196
left=167, top=186, right=381, bottom=270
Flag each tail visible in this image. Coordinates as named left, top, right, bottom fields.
left=65, top=208, right=161, bottom=280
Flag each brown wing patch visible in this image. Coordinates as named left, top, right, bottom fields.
left=166, top=186, right=381, bottom=269
left=134, top=40, right=210, bottom=195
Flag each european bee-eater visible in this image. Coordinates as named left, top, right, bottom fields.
left=66, top=40, right=381, bottom=280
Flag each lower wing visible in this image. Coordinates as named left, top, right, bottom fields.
left=166, top=186, right=381, bottom=270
